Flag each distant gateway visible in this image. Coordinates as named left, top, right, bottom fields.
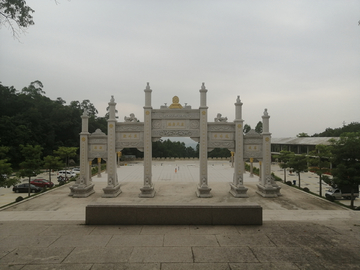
left=69, top=83, right=280, bottom=199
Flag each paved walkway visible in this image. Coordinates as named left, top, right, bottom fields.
left=0, top=161, right=359, bottom=269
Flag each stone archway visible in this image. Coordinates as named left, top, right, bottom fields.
left=70, top=83, right=280, bottom=199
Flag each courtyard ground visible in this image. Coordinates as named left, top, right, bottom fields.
left=0, top=160, right=359, bottom=269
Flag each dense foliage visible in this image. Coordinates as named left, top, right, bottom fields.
left=330, top=133, right=360, bottom=209
left=312, top=122, right=360, bottom=137
left=152, top=139, right=198, bottom=158
left=0, top=0, right=34, bottom=37
left=0, top=81, right=106, bottom=166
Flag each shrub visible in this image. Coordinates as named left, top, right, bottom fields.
left=15, top=196, right=23, bottom=202
left=325, top=194, right=335, bottom=202
left=271, top=172, right=282, bottom=182
left=286, top=181, right=292, bottom=186
left=303, top=187, right=310, bottom=193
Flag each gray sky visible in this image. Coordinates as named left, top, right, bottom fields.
left=1, top=0, right=359, bottom=138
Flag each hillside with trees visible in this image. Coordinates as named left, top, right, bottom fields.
left=311, top=122, right=360, bottom=137
left=0, top=81, right=106, bottom=166
left=0, top=81, right=228, bottom=170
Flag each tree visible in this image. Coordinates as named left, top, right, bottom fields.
left=54, top=147, right=78, bottom=178
left=243, top=124, right=251, bottom=134
left=275, top=150, right=294, bottom=183
left=208, top=148, right=230, bottom=158
left=21, top=80, right=45, bottom=96
left=308, top=144, right=332, bottom=197
left=43, top=155, right=63, bottom=183
left=0, top=0, right=34, bottom=38
left=81, top=99, right=98, bottom=117
left=330, top=133, right=360, bottom=209
left=288, top=154, right=308, bottom=188
left=255, top=121, right=263, bottom=134
left=297, top=132, right=310, bottom=137
left=0, top=144, right=19, bottom=187
left=18, top=144, right=43, bottom=197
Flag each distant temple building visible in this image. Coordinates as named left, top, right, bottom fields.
left=271, top=137, right=338, bottom=154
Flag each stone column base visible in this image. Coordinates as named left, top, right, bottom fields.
left=102, top=184, right=122, bottom=198
left=273, top=184, right=282, bottom=196
left=229, top=183, right=248, bottom=198
left=69, top=184, right=95, bottom=198
left=139, top=185, right=156, bottom=198
left=256, top=184, right=279, bottom=198
left=196, top=185, right=212, bottom=198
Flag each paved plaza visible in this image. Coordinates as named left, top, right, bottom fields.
left=0, top=161, right=359, bottom=269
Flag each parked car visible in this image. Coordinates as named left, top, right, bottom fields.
left=325, top=185, right=359, bottom=200
left=30, top=179, right=54, bottom=188
left=13, top=183, right=42, bottom=193
left=72, top=168, right=80, bottom=175
left=57, top=170, right=76, bottom=178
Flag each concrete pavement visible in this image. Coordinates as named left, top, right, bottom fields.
left=0, top=160, right=359, bottom=269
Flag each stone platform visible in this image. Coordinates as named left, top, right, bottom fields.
left=86, top=203, right=262, bottom=225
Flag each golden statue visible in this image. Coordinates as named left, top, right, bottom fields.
left=169, top=96, right=183, bottom=109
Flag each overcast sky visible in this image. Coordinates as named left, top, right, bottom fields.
left=1, top=0, right=359, bottom=138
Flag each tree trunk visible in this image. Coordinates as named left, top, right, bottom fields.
left=283, top=169, right=286, bottom=183
left=48, top=169, right=52, bottom=184
left=28, top=177, right=31, bottom=197
left=298, top=173, right=301, bottom=188
left=319, top=174, right=322, bottom=197
left=351, top=188, right=354, bottom=209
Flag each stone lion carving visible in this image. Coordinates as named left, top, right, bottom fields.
left=214, top=113, right=228, bottom=122
left=124, top=113, right=138, bottom=122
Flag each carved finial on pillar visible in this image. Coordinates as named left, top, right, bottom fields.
left=82, top=109, right=88, bottom=117
left=110, top=95, right=115, bottom=103
left=199, top=82, right=207, bottom=107
left=144, top=82, right=152, bottom=107
left=262, top=108, right=270, bottom=134
left=235, top=95, right=243, bottom=120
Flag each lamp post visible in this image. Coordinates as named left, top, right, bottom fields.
left=117, top=151, right=122, bottom=168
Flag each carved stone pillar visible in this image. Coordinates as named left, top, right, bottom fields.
left=230, top=96, right=248, bottom=197
left=69, top=110, right=95, bottom=198
left=196, top=83, right=212, bottom=198
left=140, top=83, right=155, bottom=197
left=256, top=109, right=280, bottom=197
left=103, top=96, right=121, bottom=198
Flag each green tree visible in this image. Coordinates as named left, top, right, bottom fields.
left=243, top=124, right=251, bottom=134
left=54, top=147, right=78, bottom=178
left=21, top=80, right=45, bottom=96
left=0, top=0, right=34, bottom=38
left=255, top=121, right=263, bottom=133
left=43, top=155, right=63, bottom=184
left=0, top=159, right=19, bottom=187
left=288, top=154, right=308, bottom=188
left=18, top=144, right=43, bottom=197
left=297, top=132, right=310, bottom=137
left=275, top=150, right=294, bottom=183
left=330, top=133, right=360, bottom=209
left=308, top=144, right=332, bottom=197
left=0, top=144, right=19, bottom=187
left=312, top=122, right=360, bottom=137
left=208, top=148, right=230, bottom=158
